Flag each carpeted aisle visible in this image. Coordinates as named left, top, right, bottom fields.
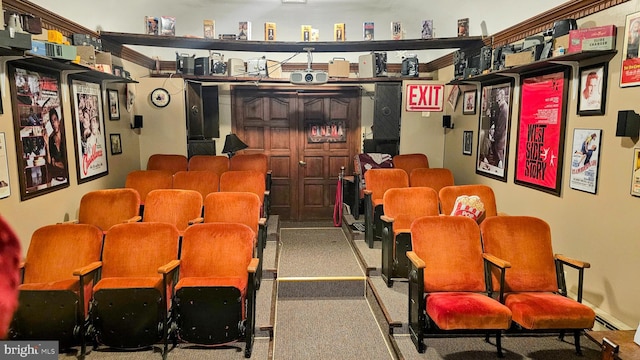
left=273, top=227, right=394, bottom=360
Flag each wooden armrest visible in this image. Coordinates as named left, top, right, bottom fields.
left=248, top=258, right=259, bottom=273
left=126, top=215, right=142, bottom=223
left=407, top=251, right=425, bottom=269
left=363, top=189, right=373, bottom=195
left=259, top=218, right=267, bottom=226
left=483, top=253, right=511, bottom=269
left=555, top=254, right=590, bottom=269
left=60, top=219, right=79, bottom=224
left=158, top=259, right=181, bottom=274
left=73, top=261, right=102, bottom=276
left=380, top=215, right=394, bottom=223
left=264, top=190, right=271, bottom=196
left=497, top=211, right=509, bottom=216
left=188, top=217, right=204, bottom=225
left=19, top=260, right=25, bottom=269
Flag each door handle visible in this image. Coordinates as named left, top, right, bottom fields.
left=299, top=161, right=307, bottom=166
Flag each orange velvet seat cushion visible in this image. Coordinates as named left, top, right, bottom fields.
left=505, top=292, right=595, bottom=330
left=176, top=276, right=247, bottom=294
left=426, top=292, right=512, bottom=330
left=94, top=277, right=163, bottom=292
left=19, top=279, right=77, bottom=291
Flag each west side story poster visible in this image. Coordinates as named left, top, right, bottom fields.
left=515, top=70, right=567, bottom=195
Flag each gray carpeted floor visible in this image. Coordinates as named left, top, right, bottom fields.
left=274, top=298, right=393, bottom=360
left=278, top=228, right=364, bottom=278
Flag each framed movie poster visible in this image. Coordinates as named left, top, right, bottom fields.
left=463, top=90, right=476, bottom=115
left=463, top=130, right=473, bottom=156
left=107, top=89, right=120, bottom=120
left=476, top=80, right=513, bottom=182
left=8, top=63, right=69, bottom=200
left=70, top=78, right=109, bottom=184
left=570, top=129, right=602, bottom=194
left=514, top=68, right=569, bottom=196
left=577, top=63, right=607, bottom=116
left=621, top=11, right=640, bottom=87
left=631, top=148, right=640, bottom=197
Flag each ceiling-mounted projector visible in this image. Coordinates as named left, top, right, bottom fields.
left=290, top=70, right=328, bottom=85
left=290, top=47, right=328, bottom=85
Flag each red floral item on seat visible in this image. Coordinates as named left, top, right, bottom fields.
left=451, top=195, right=485, bottom=223
left=0, top=216, right=21, bottom=339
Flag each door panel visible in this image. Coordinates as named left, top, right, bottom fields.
left=233, top=86, right=359, bottom=220
left=298, top=89, right=360, bottom=220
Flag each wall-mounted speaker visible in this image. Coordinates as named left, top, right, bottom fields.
left=616, top=110, right=640, bottom=137
left=442, top=115, right=453, bottom=129
left=131, top=115, right=143, bottom=129
left=373, top=83, right=401, bottom=140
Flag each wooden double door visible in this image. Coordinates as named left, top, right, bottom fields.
left=232, top=86, right=360, bottom=220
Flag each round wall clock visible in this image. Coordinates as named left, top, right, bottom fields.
left=150, top=88, right=171, bottom=108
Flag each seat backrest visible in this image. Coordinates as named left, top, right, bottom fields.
left=393, top=153, right=429, bottom=175
left=173, top=170, right=219, bottom=199
left=125, top=170, right=173, bottom=204
left=409, top=168, right=455, bottom=192
left=180, top=223, right=254, bottom=279
left=23, top=224, right=103, bottom=284
left=363, top=168, right=409, bottom=202
left=147, top=154, right=188, bottom=174
left=411, top=216, right=485, bottom=292
left=188, top=155, right=229, bottom=178
left=383, top=187, right=439, bottom=230
left=480, top=216, right=558, bottom=293
left=439, top=184, right=498, bottom=217
left=78, top=188, right=140, bottom=231
left=229, top=153, right=268, bottom=174
left=203, top=192, right=261, bottom=234
left=101, top=222, right=180, bottom=278
left=143, top=189, right=203, bottom=232
left=219, top=170, right=266, bottom=204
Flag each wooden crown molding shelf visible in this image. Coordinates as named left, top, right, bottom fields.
left=2, top=0, right=628, bottom=73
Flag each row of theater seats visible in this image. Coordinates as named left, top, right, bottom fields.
left=363, top=167, right=456, bottom=248
left=11, top=221, right=259, bottom=358
left=126, top=169, right=270, bottom=218
left=145, top=153, right=272, bottom=215
left=406, top=215, right=596, bottom=357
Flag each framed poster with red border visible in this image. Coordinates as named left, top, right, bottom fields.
left=514, top=67, right=570, bottom=196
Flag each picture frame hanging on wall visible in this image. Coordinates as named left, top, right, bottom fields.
left=569, top=128, right=602, bottom=194
left=70, top=77, right=109, bottom=184
left=620, top=11, right=640, bottom=87
left=514, top=67, right=570, bottom=196
left=110, top=134, right=122, bottom=155
left=463, top=130, right=473, bottom=156
left=475, top=80, right=513, bottom=182
left=577, top=63, right=607, bottom=116
left=8, top=62, right=69, bottom=200
left=107, top=89, right=120, bottom=120
left=463, top=90, right=476, bottom=115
